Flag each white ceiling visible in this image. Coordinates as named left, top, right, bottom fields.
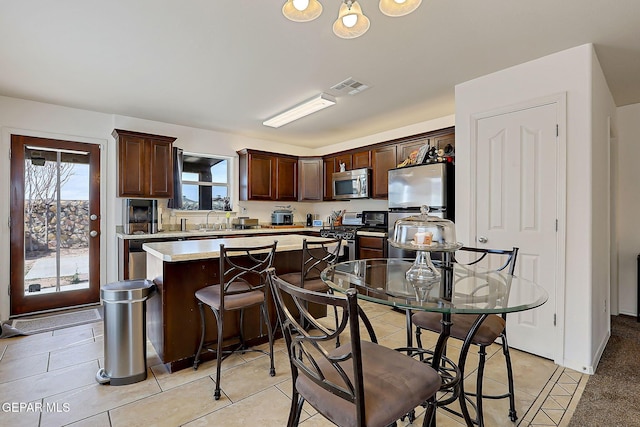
left=1, top=1, right=639, bottom=148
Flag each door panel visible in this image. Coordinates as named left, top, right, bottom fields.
left=476, top=103, right=557, bottom=359
left=10, top=135, right=101, bottom=316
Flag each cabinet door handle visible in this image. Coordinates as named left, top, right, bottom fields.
left=90, top=214, right=98, bottom=221
left=90, top=230, right=98, bottom=238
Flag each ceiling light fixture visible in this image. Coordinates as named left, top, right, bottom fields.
left=263, top=93, right=336, bottom=128
left=282, top=0, right=421, bottom=39
left=379, top=0, right=422, bottom=17
left=282, top=0, right=323, bottom=22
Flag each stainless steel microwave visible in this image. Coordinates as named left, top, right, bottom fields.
left=332, top=168, right=371, bottom=200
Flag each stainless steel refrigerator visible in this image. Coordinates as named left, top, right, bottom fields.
left=387, top=162, right=454, bottom=258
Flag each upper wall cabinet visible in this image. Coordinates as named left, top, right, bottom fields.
left=238, top=149, right=298, bottom=201
left=298, top=157, right=323, bottom=202
left=113, top=129, right=176, bottom=198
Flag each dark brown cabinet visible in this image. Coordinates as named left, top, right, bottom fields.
left=371, top=145, right=397, bottom=199
left=353, top=150, right=371, bottom=169
left=298, top=157, right=323, bottom=201
left=276, top=156, right=298, bottom=201
left=323, top=157, right=335, bottom=201
left=238, top=149, right=298, bottom=201
left=114, top=129, right=176, bottom=198
left=357, top=235, right=387, bottom=259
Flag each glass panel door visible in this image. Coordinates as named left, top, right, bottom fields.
left=10, top=135, right=101, bottom=316
left=23, top=147, right=91, bottom=295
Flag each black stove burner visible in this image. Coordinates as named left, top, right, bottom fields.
left=320, top=226, right=359, bottom=240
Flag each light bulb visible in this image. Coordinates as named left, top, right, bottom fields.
left=395, top=0, right=407, bottom=3
left=292, top=0, right=309, bottom=11
left=342, top=14, right=357, bottom=28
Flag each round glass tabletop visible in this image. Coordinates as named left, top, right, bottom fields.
left=321, top=258, right=548, bottom=314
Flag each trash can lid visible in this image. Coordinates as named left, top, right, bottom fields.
left=101, top=279, right=156, bottom=302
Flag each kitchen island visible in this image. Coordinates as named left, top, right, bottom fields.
left=143, top=234, right=330, bottom=372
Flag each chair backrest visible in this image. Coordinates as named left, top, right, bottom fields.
left=455, top=246, right=519, bottom=274
left=300, top=238, right=343, bottom=285
left=267, top=269, right=374, bottom=425
left=219, top=242, right=277, bottom=307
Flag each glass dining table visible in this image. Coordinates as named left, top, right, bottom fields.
left=320, top=257, right=548, bottom=426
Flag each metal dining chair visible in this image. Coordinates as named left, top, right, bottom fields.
left=193, top=242, right=278, bottom=400
left=412, top=246, right=519, bottom=425
left=268, top=269, right=442, bottom=427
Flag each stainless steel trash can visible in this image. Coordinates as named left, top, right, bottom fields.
left=96, top=279, right=156, bottom=386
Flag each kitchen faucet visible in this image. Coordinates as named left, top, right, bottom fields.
left=205, top=210, right=217, bottom=230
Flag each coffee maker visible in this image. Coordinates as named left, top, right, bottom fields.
left=124, top=199, right=158, bottom=234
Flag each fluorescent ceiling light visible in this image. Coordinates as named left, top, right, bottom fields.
left=263, top=93, right=336, bottom=128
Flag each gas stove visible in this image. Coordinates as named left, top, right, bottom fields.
left=319, top=226, right=360, bottom=240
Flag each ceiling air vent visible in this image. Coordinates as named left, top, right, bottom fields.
left=330, top=77, right=370, bottom=96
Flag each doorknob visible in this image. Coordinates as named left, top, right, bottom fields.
left=90, top=230, right=98, bottom=237
left=478, top=236, right=488, bottom=243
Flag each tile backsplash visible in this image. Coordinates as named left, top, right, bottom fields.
left=159, top=199, right=388, bottom=230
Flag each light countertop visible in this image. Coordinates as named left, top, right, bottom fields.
left=116, top=226, right=322, bottom=240
left=143, top=234, right=331, bottom=262
left=356, top=230, right=388, bottom=238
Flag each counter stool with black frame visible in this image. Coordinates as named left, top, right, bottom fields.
left=267, top=269, right=442, bottom=427
left=411, top=246, right=519, bottom=425
left=193, top=242, right=278, bottom=401
left=278, top=238, right=343, bottom=336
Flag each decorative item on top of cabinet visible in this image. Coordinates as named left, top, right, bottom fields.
left=238, top=149, right=298, bottom=201
left=113, top=129, right=176, bottom=198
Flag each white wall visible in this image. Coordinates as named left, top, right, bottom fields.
left=616, top=103, right=640, bottom=317
left=455, top=44, right=613, bottom=372
left=0, top=94, right=453, bottom=321
left=590, top=51, right=617, bottom=366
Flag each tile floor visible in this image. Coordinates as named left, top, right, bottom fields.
left=0, top=302, right=588, bottom=426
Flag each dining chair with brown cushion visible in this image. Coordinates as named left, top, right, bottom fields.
left=193, top=242, right=277, bottom=400
left=412, top=246, right=519, bottom=424
left=278, top=237, right=343, bottom=292
left=268, top=269, right=442, bottom=427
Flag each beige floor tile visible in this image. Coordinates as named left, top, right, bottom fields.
left=542, top=395, right=565, bottom=410
left=543, top=408, right=565, bottom=424
left=39, top=370, right=161, bottom=426
left=110, top=376, right=229, bottom=427
left=0, top=399, right=43, bottom=427
left=150, top=351, right=246, bottom=391
left=3, top=330, right=95, bottom=360
left=299, top=412, right=352, bottom=426
left=65, top=412, right=111, bottom=427
left=52, top=322, right=97, bottom=336
left=0, top=351, right=49, bottom=383
left=48, top=339, right=103, bottom=371
left=216, top=350, right=291, bottom=402
left=531, top=409, right=556, bottom=425
left=183, top=386, right=291, bottom=426
left=0, top=360, right=99, bottom=403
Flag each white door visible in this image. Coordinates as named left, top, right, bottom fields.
left=475, top=103, right=558, bottom=360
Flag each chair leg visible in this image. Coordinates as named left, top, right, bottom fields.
left=287, top=394, right=305, bottom=427
left=262, top=303, right=276, bottom=377
left=501, top=332, right=518, bottom=421
left=213, top=308, right=223, bottom=400
left=476, top=345, right=487, bottom=427
left=193, top=302, right=206, bottom=370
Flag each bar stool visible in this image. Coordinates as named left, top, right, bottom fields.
left=193, top=242, right=277, bottom=400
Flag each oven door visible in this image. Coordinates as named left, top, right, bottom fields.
left=345, top=239, right=356, bottom=261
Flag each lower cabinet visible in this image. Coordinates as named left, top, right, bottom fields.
left=356, top=235, right=388, bottom=259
